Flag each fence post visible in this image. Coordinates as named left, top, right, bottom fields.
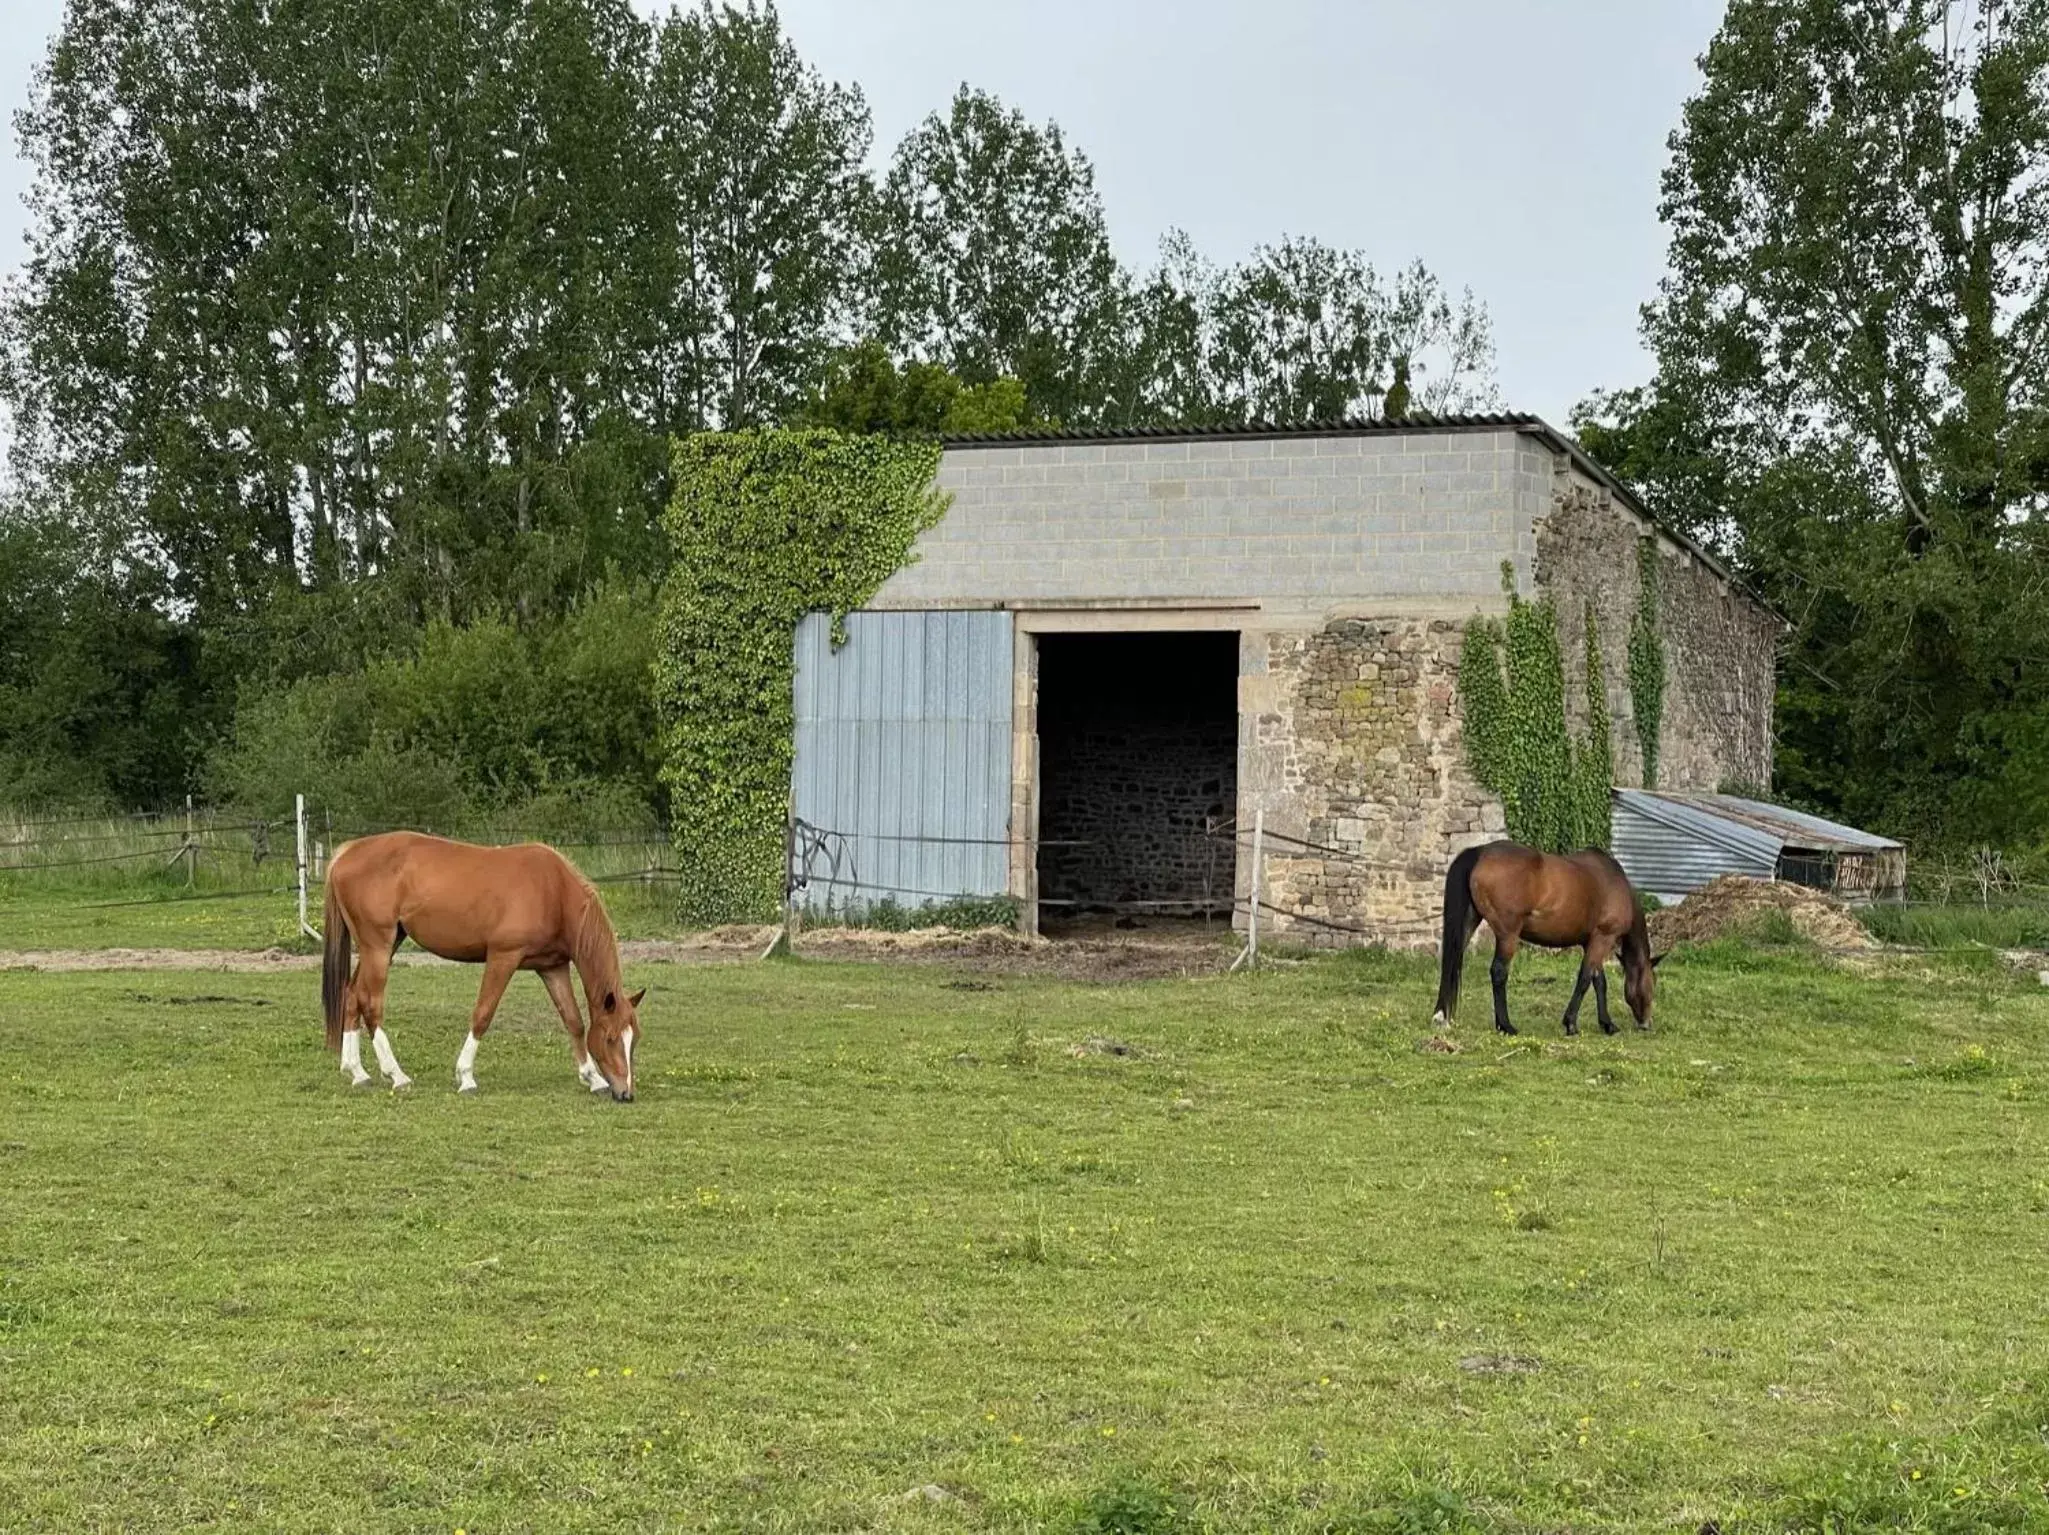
left=1232, top=807, right=1265, bottom=972
left=762, top=809, right=796, bottom=960
left=184, top=795, right=196, bottom=887
left=296, top=794, right=319, bottom=939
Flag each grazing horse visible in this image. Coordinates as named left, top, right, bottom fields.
left=321, top=832, right=645, bottom=1100
left=1432, top=841, right=1662, bottom=1036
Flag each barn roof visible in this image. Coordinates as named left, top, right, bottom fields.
left=1615, top=789, right=1902, bottom=856
left=940, top=413, right=1772, bottom=620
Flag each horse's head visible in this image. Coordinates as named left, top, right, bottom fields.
left=586, top=985, right=647, bottom=1102
left=1625, top=945, right=1664, bottom=1028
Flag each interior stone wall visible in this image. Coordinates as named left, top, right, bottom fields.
left=1035, top=631, right=1239, bottom=914
left=1037, top=722, right=1236, bottom=909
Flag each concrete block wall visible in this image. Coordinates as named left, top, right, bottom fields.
left=868, top=430, right=1550, bottom=607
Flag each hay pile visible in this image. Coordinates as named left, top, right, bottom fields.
left=1648, top=875, right=1877, bottom=952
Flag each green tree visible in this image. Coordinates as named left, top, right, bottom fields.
left=644, top=1, right=874, bottom=432
left=874, top=87, right=1125, bottom=425
left=1117, top=234, right=1497, bottom=426
left=1581, top=0, right=2049, bottom=849
left=799, top=340, right=1031, bottom=436
left=2, top=0, right=671, bottom=635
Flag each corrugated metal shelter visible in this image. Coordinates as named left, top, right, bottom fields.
left=1612, top=789, right=1905, bottom=905
left=790, top=611, right=1013, bottom=916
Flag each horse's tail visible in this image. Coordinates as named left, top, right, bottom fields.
left=321, top=877, right=352, bottom=1051
left=1434, top=844, right=1487, bottom=1022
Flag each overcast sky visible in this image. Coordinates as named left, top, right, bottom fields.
left=0, top=0, right=1729, bottom=430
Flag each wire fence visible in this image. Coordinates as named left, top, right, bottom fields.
left=6, top=797, right=2045, bottom=963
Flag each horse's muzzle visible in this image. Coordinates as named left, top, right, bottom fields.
left=611, top=1086, right=634, bottom=1103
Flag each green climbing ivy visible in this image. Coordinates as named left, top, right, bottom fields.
left=653, top=429, right=948, bottom=924
left=1627, top=538, right=1667, bottom=789
left=1460, top=564, right=1615, bottom=852
left=1578, top=601, right=1614, bottom=848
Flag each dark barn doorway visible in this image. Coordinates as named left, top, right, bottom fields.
left=1035, top=631, right=1238, bottom=928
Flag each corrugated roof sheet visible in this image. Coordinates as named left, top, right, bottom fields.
left=1671, top=793, right=1903, bottom=853
left=940, top=411, right=1544, bottom=446
left=1613, top=788, right=1784, bottom=862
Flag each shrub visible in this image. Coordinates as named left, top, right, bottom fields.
left=205, top=578, right=661, bottom=830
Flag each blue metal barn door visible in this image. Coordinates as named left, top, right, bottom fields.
left=791, top=611, right=1014, bottom=915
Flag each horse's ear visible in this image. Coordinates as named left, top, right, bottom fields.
left=629, top=987, right=647, bottom=1009
left=1650, top=950, right=1667, bottom=969
left=603, top=990, right=617, bottom=1012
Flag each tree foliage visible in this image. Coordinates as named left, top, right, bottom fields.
left=798, top=340, right=1032, bottom=437
left=0, top=0, right=1501, bottom=826
left=1117, top=232, right=1498, bottom=426
left=1578, top=0, right=2049, bottom=850
left=874, top=87, right=1125, bottom=426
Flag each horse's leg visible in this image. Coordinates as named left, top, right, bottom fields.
left=1592, top=970, right=1620, bottom=1034
left=540, top=965, right=606, bottom=1093
left=1582, top=933, right=1620, bottom=1035
left=1561, top=959, right=1594, bottom=1037
left=457, top=951, right=521, bottom=1094
left=1490, top=933, right=1519, bottom=1036
left=356, top=938, right=411, bottom=1089
left=339, top=975, right=372, bottom=1087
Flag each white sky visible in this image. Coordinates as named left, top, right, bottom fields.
left=0, top=0, right=1729, bottom=434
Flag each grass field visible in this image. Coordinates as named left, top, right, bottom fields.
left=5, top=938, right=2049, bottom=1532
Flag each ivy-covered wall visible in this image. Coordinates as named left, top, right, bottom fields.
left=653, top=430, right=948, bottom=925
left=1535, top=461, right=1778, bottom=795
left=1457, top=568, right=1613, bottom=852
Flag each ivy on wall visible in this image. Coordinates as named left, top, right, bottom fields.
left=1460, top=564, right=1614, bottom=852
left=1627, top=538, right=1667, bottom=790
left=1578, top=601, right=1614, bottom=848
left=653, top=429, right=948, bottom=924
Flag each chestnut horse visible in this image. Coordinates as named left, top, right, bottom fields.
left=1432, top=841, right=1662, bottom=1036
left=321, top=832, right=645, bottom=1100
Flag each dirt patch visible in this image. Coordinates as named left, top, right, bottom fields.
left=0, top=923, right=1235, bottom=983
left=791, top=924, right=1239, bottom=982
left=0, top=932, right=769, bottom=975
left=1648, top=876, right=1877, bottom=953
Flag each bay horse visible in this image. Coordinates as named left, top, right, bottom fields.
left=321, top=832, right=646, bottom=1100
left=1432, top=841, right=1662, bottom=1036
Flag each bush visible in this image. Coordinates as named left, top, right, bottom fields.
left=205, top=579, right=662, bottom=830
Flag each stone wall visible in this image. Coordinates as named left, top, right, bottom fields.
left=1037, top=721, right=1237, bottom=910
left=1238, top=617, right=1499, bottom=948
left=1534, top=460, right=1781, bottom=793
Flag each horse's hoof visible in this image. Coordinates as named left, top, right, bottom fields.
left=1600, top=1023, right=1619, bottom=1036
left=457, top=1078, right=478, bottom=1094
left=345, top=1071, right=372, bottom=1087
left=1496, top=1023, right=1518, bottom=1036
left=386, top=1074, right=413, bottom=1090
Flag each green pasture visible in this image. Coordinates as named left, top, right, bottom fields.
left=4, top=937, right=2049, bottom=1531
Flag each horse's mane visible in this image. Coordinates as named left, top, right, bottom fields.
left=570, top=873, right=621, bottom=990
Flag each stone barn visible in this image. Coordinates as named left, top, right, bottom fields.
left=787, top=415, right=1782, bottom=946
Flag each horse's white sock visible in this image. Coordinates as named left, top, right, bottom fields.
left=456, top=1034, right=479, bottom=1093
left=340, top=1030, right=372, bottom=1085
left=579, top=1056, right=608, bottom=1092
left=371, top=1027, right=412, bottom=1088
